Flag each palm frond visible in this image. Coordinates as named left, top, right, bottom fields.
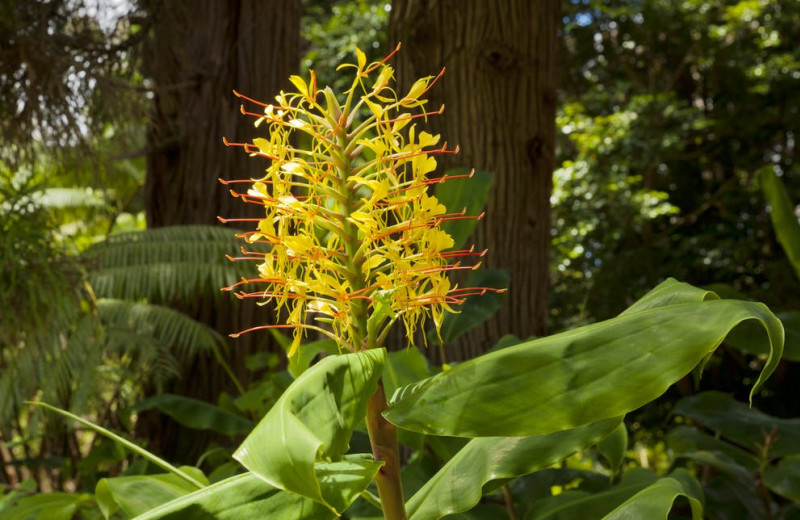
left=82, top=225, right=263, bottom=303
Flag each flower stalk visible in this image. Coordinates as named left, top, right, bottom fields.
left=222, top=43, right=504, bottom=518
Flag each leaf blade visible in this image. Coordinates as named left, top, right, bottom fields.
left=386, top=281, right=783, bottom=437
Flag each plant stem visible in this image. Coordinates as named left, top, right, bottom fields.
left=502, top=484, right=518, bottom=520
left=365, top=379, right=406, bottom=520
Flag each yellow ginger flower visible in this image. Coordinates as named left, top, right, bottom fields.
left=220, top=44, right=503, bottom=356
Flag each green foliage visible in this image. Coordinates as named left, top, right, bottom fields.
left=385, top=280, right=782, bottom=437
left=0, top=172, right=102, bottom=437
left=0, top=213, right=254, bottom=493
left=302, top=0, right=390, bottom=92
left=135, top=473, right=335, bottom=520
left=83, top=226, right=259, bottom=303
left=5, top=4, right=800, bottom=518
left=668, top=391, right=800, bottom=517
left=553, top=0, right=800, bottom=327
left=761, top=168, right=800, bottom=280
left=132, top=394, right=254, bottom=437
left=4, top=278, right=791, bottom=519
left=96, top=467, right=209, bottom=518
left=526, top=468, right=704, bottom=520
left=433, top=169, right=493, bottom=251
left=405, top=419, right=622, bottom=520
left=234, top=350, right=385, bottom=513
left=31, top=402, right=205, bottom=490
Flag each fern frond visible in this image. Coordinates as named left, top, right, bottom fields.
left=98, top=298, right=226, bottom=360
left=82, top=225, right=262, bottom=303
left=103, top=326, right=181, bottom=392
left=0, top=314, right=101, bottom=425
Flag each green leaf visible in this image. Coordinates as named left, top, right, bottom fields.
left=133, top=472, right=334, bottom=520
left=132, top=394, right=253, bottom=436
left=286, top=339, right=340, bottom=379
left=30, top=401, right=205, bottom=489
left=527, top=469, right=704, bottom=520
left=619, top=277, right=718, bottom=315
left=705, top=474, right=767, bottom=519
left=233, top=349, right=385, bottom=513
left=406, top=418, right=621, bottom=520
left=765, top=456, right=800, bottom=503
left=760, top=167, right=800, bottom=281
left=725, top=310, right=800, bottom=362
left=384, top=348, right=430, bottom=398
left=597, top=421, right=628, bottom=474
left=667, top=425, right=759, bottom=471
left=603, top=469, right=704, bottom=519
left=96, top=467, right=209, bottom=518
left=433, top=268, right=509, bottom=345
left=674, top=450, right=755, bottom=482
left=526, top=468, right=659, bottom=520
left=1, top=492, right=94, bottom=520
left=674, top=391, right=800, bottom=459
left=434, top=168, right=492, bottom=250
left=385, top=279, right=783, bottom=437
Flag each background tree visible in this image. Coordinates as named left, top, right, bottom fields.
left=389, top=0, right=560, bottom=359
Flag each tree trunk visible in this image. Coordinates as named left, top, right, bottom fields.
left=145, top=0, right=300, bottom=226
left=389, top=0, right=559, bottom=361
left=140, top=0, right=300, bottom=462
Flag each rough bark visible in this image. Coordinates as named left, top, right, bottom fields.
left=145, top=0, right=300, bottom=226
left=389, top=0, right=559, bottom=360
left=140, top=0, right=300, bottom=462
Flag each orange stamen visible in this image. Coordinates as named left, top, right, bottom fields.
left=364, top=42, right=402, bottom=74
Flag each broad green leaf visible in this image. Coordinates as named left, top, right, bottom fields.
left=698, top=282, right=800, bottom=360
left=132, top=394, right=253, bottom=436
left=2, top=492, right=93, bottom=520
left=765, top=456, right=800, bottom=503
left=315, top=455, right=383, bottom=513
left=705, top=473, right=767, bottom=519
left=434, top=168, right=492, bottom=250
left=433, top=268, right=510, bottom=345
left=761, top=167, right=800, bottom=281
left=234, top=349, right=385, bottom=513
left=597, top=421, right=628, bottom=474
left=286, top=339, right=339, bottom=379
left=96, top=467, right=209, bottom=518
left=673, top=450, right=754, bottom=482
left=667, top=425, right=759, bottom=471
left=619, top=277, right=718, bottom=315
left=725, top=310, right=800, bottom=361
left=443, top=504, right=508, bottom=519
left=407, top=418, right=621, bottom=520
left=384, top=348, right=430, bottom=397
left=31, top=402, right=205, bottom=489
left=526, top=468, right=659, bottom=520
left=386, top=280, right=783, bottom=437
left=674, top=391, right=800, bottom=458
left=511, top=468, right=610, bottom=506
left=603, top=469, right=704, bottom=519
left=133, top=472, right=334, bottom=520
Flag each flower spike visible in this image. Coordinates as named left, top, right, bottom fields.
left=222, top=45, right=502, bottom=355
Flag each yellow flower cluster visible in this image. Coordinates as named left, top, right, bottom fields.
left=222, top=45, right=495, bottom=355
